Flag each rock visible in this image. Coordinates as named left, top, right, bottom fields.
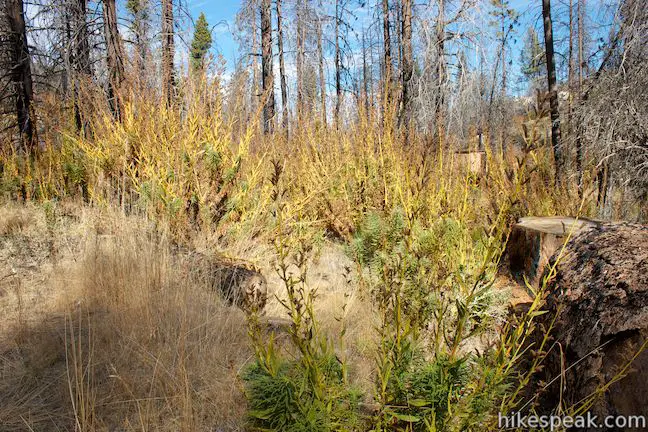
left=506, top=216, right=599, bottom=288
left=534, top=222, right=648, bottom=426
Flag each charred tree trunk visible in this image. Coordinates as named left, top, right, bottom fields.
left=73, top=0, right=91, bottom=74
left=276, top=0, right=288, bottom=133
left=567, top=0, right=576, bottom=189
left=317, top=6, right=327, bottom=128
left=399, top=0, right=413, bottom=128
left=161, top=0, right=175, bottom=106
left=260, top=0, right=275, bottom=134
left=575, top=0, right=585, bottom=196
left=130, top=0, right=149, bottom=88
left=567, top=0, right=574, bottom=136
left=251, top=8, right=260, bottom=117
left=362, top=30, right=370, bottom=115
left=296, top=0, right=305, bottom=123
left=63, top=11, right=72, bottom=97
left=542, top=0, right=563, bottom=185
left=435, top=0, right=446, bottom=148
left=396, top=3, right=402, bottom=74
left=6, top=0, right=34, bottom=150
left=334, top=0, right=342, bottom=128
left=382, top=0, right=392, bottom=114
left=577, top=0, right=586, bottom=87
left=72, top=0, right=91, bottom=132
left=317, top=0, right=327, bottom=127
left=499, top=8, right=507, bottom=153
left=102, top=0, right=125, bottom=120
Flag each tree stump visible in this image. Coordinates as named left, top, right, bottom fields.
left=454, top=150, right=486, bottom=176
left=533, top=223, right=648, bottom=426
left=506, top=216, right=599, bottom=288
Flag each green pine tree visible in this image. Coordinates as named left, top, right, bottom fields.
left=126, top=0, right=142, bottom=15
left=520, top=27, right=546, bottom=91
left=190, top=13, right=213, bottom=72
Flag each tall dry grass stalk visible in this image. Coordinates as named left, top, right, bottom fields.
left=1, top=207, right=253, bottom=431
left=1, top=73, right=595, bottom=241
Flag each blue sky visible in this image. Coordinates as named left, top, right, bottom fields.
left=185, top=0, right=613, bottom=95
left=186, top=1, right=544, bottom=69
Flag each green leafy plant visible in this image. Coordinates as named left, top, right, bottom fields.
left=243, top=160, right=364, bottom=432
left=384, top=354, right=469, bottom=431
left=243, top=354, right=363, bottom=432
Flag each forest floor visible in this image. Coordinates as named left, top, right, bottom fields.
left=0, top=201, right=529, bottom=430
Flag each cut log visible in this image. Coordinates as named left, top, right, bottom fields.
left=532, top=223, right=648, bottom=424
left=454, top=151, right=486, bottom=176
left=506, top=216, right=599, bottom=288
left=259, top=316, right=292, bottom=333
left=177, top=250, right=268, bottom=313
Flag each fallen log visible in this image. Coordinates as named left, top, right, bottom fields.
left=532, top=222, right=648, bottom=426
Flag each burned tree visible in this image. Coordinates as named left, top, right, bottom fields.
left=3, top=0, right=34, bottom=149
left=334, top=0, right=341, bottom=127
left=542, top=0, right=563, bottom=185
left=102, top=0, right=125, bottom=119
left=161, top=0, right=175, bottom=106
left=316, top=0, right=326, bottom=127
left=127, top=0, right=151, bottom=86
left=276, top=0, right=288, bottom=132
left=382, top=0, right=392, bottom=114
left=399, top=0, right=413, bottom=127
left=68, top=0, right=93, bottom=132
left=260, top=0, right=275, bottom=133
left=435, top=0, right=446, bottom=145
left=296, top=0, right=305, bottom=123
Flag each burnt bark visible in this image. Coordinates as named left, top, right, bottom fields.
left=399, top=0, right=413, bottom=127
left=6, top=0, right=34, bottom=150
left=435, top=0, right=446, bottom=148
left=576, top=0, right=585, bottom=195
left=129, top=0, right=149, bottom=85
left=250, top=2, right=260, bottom=115
left=276, top=0, right=288, bottom=132
left=72, top=0, right=92, bottom=132
left=260, top=0, right=275, bottom=134
left=382, top=0, right=392, bottom=111
left=102, top=0, right=125, bottom=119
left=334, top=0, right=341, bottom=128
left=317, top=1, right=327, bottom=127
left=542, top=0, right=563, bottom=185
left=161, top=0, right=175, bottom=106
left=296, top=0, right=304, bottom=123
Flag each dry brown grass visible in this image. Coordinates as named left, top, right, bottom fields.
left=0, top=205, right=34, bottom=236
left=0, top=205, right=254, bottom=431
left=0, top=203, right=385, bottom=431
